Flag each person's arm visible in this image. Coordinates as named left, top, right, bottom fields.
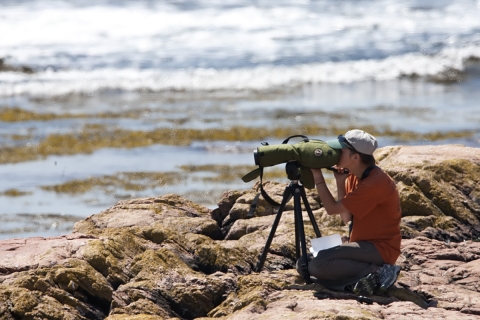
left=311, top=168, right=352, bottom=224
left=333, top=169, right=352, bottom=224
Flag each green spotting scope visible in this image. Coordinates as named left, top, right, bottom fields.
left=242, top=135, right=342, bottom=189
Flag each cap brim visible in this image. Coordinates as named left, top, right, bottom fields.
left=326, top=139, right=347, bottom=150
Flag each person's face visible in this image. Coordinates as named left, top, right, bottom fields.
left=337, top=148, right=357, bottom=169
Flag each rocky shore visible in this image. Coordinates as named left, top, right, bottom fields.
left=1, top=144, right=479, bottom=319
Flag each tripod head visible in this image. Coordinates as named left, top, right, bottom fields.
left=285, top=161, right=301, bottom=181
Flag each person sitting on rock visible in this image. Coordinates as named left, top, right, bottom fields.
left=298, top=129, right=401, bottom=295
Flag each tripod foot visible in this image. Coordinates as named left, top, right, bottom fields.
left=296, top=255, right=312, bottom=284
left=254, top=261, right=262, bottom=273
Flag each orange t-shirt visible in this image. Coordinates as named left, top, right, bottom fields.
left=341, top=168, right=402, bottom=264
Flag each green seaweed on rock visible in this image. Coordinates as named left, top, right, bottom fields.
left=40, top=172, right=184, bottom=195
left=1, top=121, right=476, bottom=165
left=0, top=188, right=32, bottom=197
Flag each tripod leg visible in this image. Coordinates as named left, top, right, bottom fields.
left=300, top=186, right=322, bottom=238
left=295, top=212, right=300, bottom=259
left=255, top=185, right=292, bottom=272
left=293, top=187, right=312, bottom=284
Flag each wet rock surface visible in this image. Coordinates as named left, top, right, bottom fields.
left=1, top=144, right=479, bottom=319
left=0, top=58, right=35, bottom=74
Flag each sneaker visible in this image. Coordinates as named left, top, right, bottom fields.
left=352, top=273, right=379, bottom=296
left=376, top=264, right=401, bottom=293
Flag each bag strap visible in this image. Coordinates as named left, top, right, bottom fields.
left=258, top=167, right=288, bottom=207
left=247, top=193, right=261, bottom=218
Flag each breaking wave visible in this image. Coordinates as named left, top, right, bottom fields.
left=1, top=45, right=480, bottom=98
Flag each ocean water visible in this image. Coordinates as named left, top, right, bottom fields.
left=1, top=0, right=480, bottom=239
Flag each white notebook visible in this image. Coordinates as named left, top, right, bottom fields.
left=309, top=234, right=342, bottom=257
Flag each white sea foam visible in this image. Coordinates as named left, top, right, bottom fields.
left=1, top=45, right=479, bottom=97
left=1, top=0, right=479, bottom=98
left=1, top=0, right=480, bottom=97
left=1, top=0, right=480, bottom=70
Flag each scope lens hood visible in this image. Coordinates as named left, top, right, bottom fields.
left=254, top=149, right=260, bottom=165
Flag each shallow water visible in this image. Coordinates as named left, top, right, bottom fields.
left=1, top=81, right=478, bottom=240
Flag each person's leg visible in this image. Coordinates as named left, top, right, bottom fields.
left=305, top=241, right=384, bottom=291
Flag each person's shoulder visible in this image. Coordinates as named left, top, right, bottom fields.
left=372, top=166, right=389, bottom=177
left=372, top=167, right=398, bottom=193
left=369, top=166, right=394, bottom=184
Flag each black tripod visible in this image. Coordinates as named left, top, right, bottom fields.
left=255, top=161, right=322, bottom=284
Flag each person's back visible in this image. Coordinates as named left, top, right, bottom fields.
left=343, top=168, right=401, bottom=265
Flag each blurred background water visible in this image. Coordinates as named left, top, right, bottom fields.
left=1, top=0, right=479, bottom=239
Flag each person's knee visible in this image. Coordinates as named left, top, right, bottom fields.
left=307, top=257, right=329, bottom=279
left=295, top=257, right=302, bottom=274
left=296, top=254, right=331, bottom=280
left=296, top=256, right=310, bottom=276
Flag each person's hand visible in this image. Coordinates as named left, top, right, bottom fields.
left=331, top=165, right=349, bottom=183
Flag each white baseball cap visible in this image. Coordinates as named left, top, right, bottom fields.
left=326, top=129, right=378, bottom=155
